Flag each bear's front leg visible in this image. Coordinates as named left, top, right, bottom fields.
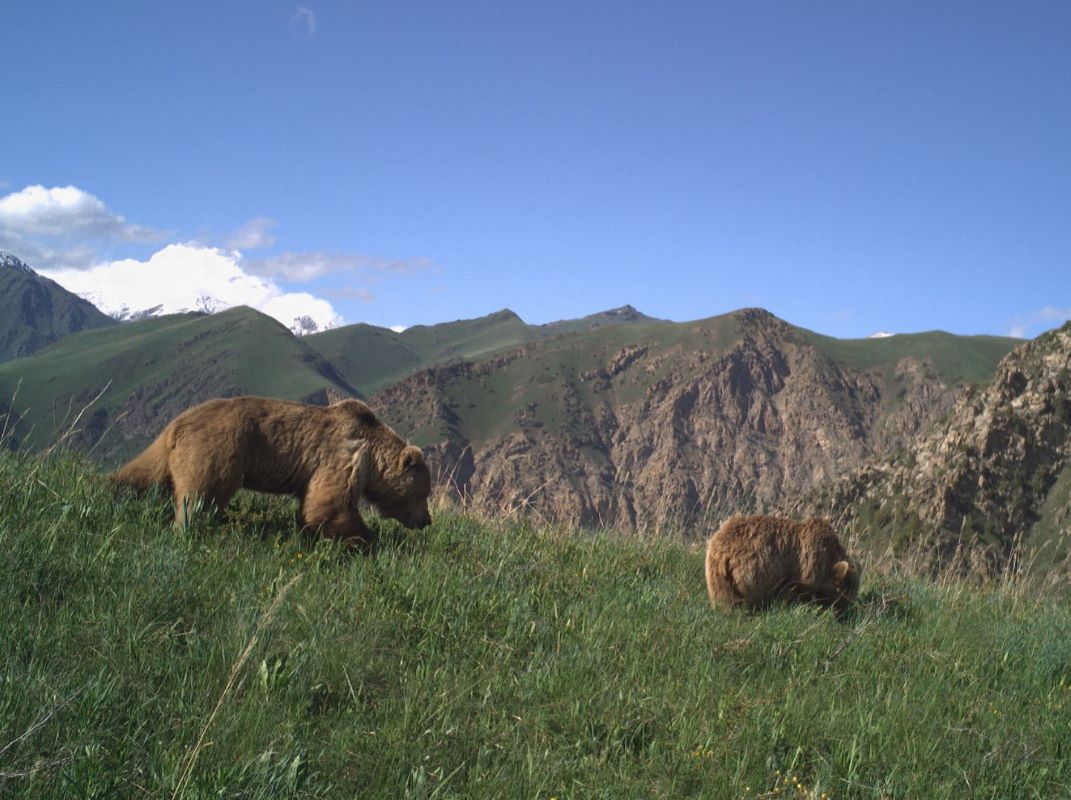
left=301, top=471, right=377, bottom=552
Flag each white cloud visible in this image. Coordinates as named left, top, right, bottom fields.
left=0, top=184, right=164, bottom=269
left=0, top=185, right=160, bottom=241
left=225, top=216, right=278, bottom=250
left=389, top=325, right=408, bottom=333
left=292, top=5, right=317, bottom=37
left=41, top=243, right=342, bottom=333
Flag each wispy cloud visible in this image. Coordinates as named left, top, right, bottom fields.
left=246, top=250, right=434, bottom=282
left=292, top=5, right=317, bottom=38
left=1007, top=306, right=1071, bottom=339
left=1008, top=323, right=1028, bottom=339
left=1039, top=306, right=1071, bottom=322
left=325, top=285, right=376, bottom=303
left=225, top=216, right=278, bottom=250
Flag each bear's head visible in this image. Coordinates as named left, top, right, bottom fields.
left=372, top=445, right=433, bottom=529
left=827, top=557, right=862, bottom=607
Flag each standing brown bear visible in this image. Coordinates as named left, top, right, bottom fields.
left=112, top=396, right=432, bottom=549
left=705, top=515, right=861, bottom=610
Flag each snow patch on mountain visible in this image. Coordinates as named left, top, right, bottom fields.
left=40, top=243, right=342, bottom=335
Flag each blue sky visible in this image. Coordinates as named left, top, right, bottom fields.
left=2, top=1, right=1068, bottom=337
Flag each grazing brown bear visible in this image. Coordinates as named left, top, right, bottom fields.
left=705, top=515, right=860, bottom=611
left=112, top=396, right=432, bottom=549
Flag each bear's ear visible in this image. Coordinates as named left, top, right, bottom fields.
left=832, top=560, right=852, bottom=581
left=400, top=446, right=424, bottom=471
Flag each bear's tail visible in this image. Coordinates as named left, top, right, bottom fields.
left=110, top=430, right=173, bottom=495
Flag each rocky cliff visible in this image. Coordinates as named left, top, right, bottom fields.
left=806, top=322, right=1071, bottom=571
left=375, top=309, right=1000, bottom=535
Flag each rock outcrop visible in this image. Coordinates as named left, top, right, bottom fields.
left=807, top=322, right=1071, bottom=570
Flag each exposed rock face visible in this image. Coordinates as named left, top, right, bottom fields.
left=808, top=322, right=1071, bottom=569
left=375, top=310, right=966, bottom=535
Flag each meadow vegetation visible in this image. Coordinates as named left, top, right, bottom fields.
left=2, top=449, right=1071, bottom=798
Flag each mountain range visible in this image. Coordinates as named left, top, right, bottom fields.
left=4, top=249, right=1068, bottom=571
left=371, top=307, right=1017, bottom=534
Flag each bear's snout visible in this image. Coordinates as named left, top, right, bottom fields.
left=385, top=502, right=432, bottom=530
left=405, top=507, right=432, bottom=529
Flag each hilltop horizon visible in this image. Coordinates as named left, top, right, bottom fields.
left=2, top=249, right=1059, bottom=342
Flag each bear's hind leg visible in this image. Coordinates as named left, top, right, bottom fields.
left=170, top=464, right=239, bottom=529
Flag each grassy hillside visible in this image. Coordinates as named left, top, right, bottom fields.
left=801, top=329, right=1020, bottom=390
left=304, top=310, right=531, bottom=396
left=3, top=450, right=1070, bottom=798
left=0, top=307, right=357, bottom=463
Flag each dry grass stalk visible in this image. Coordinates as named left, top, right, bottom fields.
left=170, top=572, right=302, bottom=799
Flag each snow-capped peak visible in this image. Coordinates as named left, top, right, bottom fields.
left=0, top=251, right=37, bottom=275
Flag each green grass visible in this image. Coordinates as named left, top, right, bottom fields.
left=3, top=451, right=1071, bottom=798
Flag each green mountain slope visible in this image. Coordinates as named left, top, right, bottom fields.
left=0, top=251, right=116, bottom=362
left=304, top=305, right=657, bottom=395
left=0, top=306, right=357, bottom=462
left=802, top=329, right=1022, bottom=390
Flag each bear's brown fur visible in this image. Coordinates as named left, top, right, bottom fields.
left=112, top=396, right=431, bottom=548
left=704, top=514, right=860, bottom=611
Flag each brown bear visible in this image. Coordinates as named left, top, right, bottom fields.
left=704, top=515, right=860, bottom=611
left=112, top=395, right=431, bottom=549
